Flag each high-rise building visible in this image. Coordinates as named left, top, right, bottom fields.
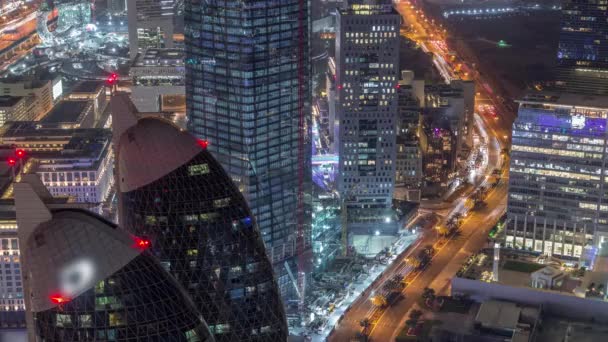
left=13, top=180, right=213, bottom=342
left=335, top=0, right=400, bottom=220
left=112, top=95, right=288, bottom=341
left=127, top=0, right=175, bottom=59
left=556, top=0, right=608, bottom=95
left=506, top=92, right=608, bottom=261
left=395, top=77, right=422, bottom=202
left=184, top=0, right=311, bottom=299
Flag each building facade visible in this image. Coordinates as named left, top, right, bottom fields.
left=113, top=97, right=288, bottom=341
left=0, top=77, right=61, bottom=120
left=13, top=183, right=214, bottom=342
left=506, top=92, right=608, bottom=260
left=184, top=0, right=311, bottom=299
left=336, top=0, right=400, bottom=216
left=396, top=82, right=422, bottom=201
left=0, top=217, right=23, bottom=328
left=556, top=0, right=608, bottom=95
left=127, top=0, right=175, bottom=59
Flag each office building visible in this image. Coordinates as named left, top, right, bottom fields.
left=506, top=92, right=608, bottom=260
left=40, top=100, right=96, bottom=129
left=556, top=0, right=608, bottom=95
left=66, top=81, right=108, bottom=124
left=130, top=48, right=185, bottom=112
left=335, top=0, right=400, bottom=220
left=0, top=76, right=62, bottom=120
left=395, top=78, right=422, bottom=202
left=127, top=0, right=175, bottom=59
left=0, top=96, right=31, bottom=127
left=185, top=0, right=311, bottom=299
left=113, top=95, right=288, bottom=341
left=0, top=123, right=114, bottom=205
left=0, top=213, right=22, bottom=328
left=13, top=181, right=214, bottom=342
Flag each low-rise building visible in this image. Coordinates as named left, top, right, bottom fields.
left=66, top=81, right=107, bottom=124
left=0, top=122, right=114, bottom=205
left=39, top=100, right=95, bottom=129
left=130, top=48, right=185, bottom=112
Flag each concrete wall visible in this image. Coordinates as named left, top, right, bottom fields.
left=452, top=277, right=608, bottom=323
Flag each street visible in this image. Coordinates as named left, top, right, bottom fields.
left=327, top=1, right=515, bottom=340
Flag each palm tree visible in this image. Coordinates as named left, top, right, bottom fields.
left=360, top=318, right=371, bottom=335
left=371, top=294, right=388, bottom=308
left=422, top=287, right=435, bottom=300
left=409, top=309, right=423, bottom=320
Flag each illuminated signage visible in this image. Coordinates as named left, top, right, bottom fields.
left=52, top=80, right=63, bottom=100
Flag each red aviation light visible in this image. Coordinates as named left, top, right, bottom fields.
left=107, top=73, right=118, bottom=85
left=15, top=149, right=25, bottom=158
left=49, top=293, right=72, bottom=304
left=197, top=139, right=209, bottom=149
left=7, top=157, right=16, bottom=166
left=133, top=236, right=151, bottom=250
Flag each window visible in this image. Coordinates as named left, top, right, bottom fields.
left=188, top=163, right=210, bottom=176
left=56, top=314, right=71, bottom=327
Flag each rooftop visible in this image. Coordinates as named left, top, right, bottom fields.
left=71, top=81, right=103, bottom=94
left=0, top=96, right=23, bottom=107
left=41, top=100, right=90, bottom=124
left=133, top=48, right=184, bottom=67
left=519, top=91, right=608, bottom=108
left=475, top=300, right=521, bottom=331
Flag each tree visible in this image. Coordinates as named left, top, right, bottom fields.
left=437, top=225, right=450, bottom=236
left=409, top=309, right=423, bottom=320
left=405, top=319, right=418, bottom=329
left=360, top=318, right=371, bottom=335
left=371, top=294, right=388, bottom=308
left=406, top=256, right=421, bottom=268
left=422, top=287, right=436, bottom=301
left=383, top=278, right=400, bottom=292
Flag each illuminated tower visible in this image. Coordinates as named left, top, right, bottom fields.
left=112, top=95, right=288, bottom=341
left=556, top=0, right=608, bottom=94
left=14, top=180, right=213, bottom=342
left=184, top=0, right=312, bottom=300
left=336, top=0, right=400, bottom=226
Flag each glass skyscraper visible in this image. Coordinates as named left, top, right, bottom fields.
left=112, top=98, right=288, bottom=341
left=556, top=0, right=608, bottom=94
left=184, top=0, right=311, bottom=298
left=506, top=92, right=608, bottom=261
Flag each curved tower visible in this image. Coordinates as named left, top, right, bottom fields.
left=13, top=181, right=213, bottom=342
left=112, top=95, right=288, bottom=341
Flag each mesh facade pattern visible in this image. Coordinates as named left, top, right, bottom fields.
left=23, top=209, right=213, bottom=342
left=120, top=125, right=287, bottom=341
left=34, top=254, right=213, bottom=341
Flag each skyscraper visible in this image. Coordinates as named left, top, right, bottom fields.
left=13, top=181, right=213, bottom=342
left=556, top=0, right=608, bottom=94
left=112, top=95, right=288, bottom=341
left=336, top=0, right=400, bottom=222
left=184, top=0, right=311, bottom=299
left=127, top=0, right=175, bottom=59
left=506, top=92, right=608, bottom=261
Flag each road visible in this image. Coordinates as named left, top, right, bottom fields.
left=328, top=1, right=515, bottom=340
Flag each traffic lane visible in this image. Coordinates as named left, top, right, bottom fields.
left=371, top=182, right=508, bottom=341
left=328, top=232, right=437, bottom=341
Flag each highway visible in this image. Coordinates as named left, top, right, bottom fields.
left=328, top=1, right=515, bottom=340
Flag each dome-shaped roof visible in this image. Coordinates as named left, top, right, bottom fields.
left=117, top=117, right=204, bottom=192
left=24, top=209, right=140, bottom=312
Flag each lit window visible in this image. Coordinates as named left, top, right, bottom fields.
left=188, top=163, right=210, bottom=176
